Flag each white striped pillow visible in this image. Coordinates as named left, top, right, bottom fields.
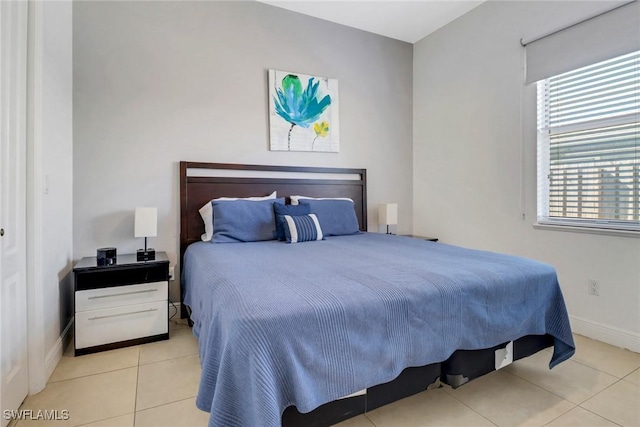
left=282, top=214, right=324, bottom=243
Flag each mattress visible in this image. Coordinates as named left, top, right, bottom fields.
left=182, top=233, right=575, bottom=427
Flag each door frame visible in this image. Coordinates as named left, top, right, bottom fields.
left=25, top=0, right=47, bottom=394
left=26, top=0, right=73, bottom=394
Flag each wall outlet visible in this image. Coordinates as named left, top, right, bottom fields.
left=588, top=279, right=599, bottom=296
left=169, top=266, right=175, bottom=281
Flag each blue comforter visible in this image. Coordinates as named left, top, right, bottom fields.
left=183, top=233, right=574, bottom=426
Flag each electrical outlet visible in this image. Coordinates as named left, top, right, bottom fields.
left=169, top=266, right=175, bottom=281
left=588, top=279, right=599, bottom=296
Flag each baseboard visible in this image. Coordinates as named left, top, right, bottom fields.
left=44, top=318, right=74, bottom=381
left=570, top=315, right=640, bottom=353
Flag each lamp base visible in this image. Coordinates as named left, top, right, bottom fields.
left=137, top=248, right=155, bottom=261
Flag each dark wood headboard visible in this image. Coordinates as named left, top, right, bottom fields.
left=179, top=161, right=368, bottom=268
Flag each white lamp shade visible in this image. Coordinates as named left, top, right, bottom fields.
left=135, top=207, right=157, bottom=238
left=378, top=203, right=398, bottom=226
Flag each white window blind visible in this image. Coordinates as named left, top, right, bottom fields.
left=524, top=1, right=640, bottom=84
left=537, top=50, right=639, bottom=232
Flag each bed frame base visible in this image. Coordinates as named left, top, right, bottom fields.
left=282, top=363, right=442, bottom=427
left=282, top=334, right=553, bottom=427
left=441, top=334, right=554, bottom=389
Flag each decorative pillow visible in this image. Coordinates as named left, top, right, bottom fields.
left=273, top=203, right=311, bottom=241
left=298, top=199, right=360, bottom=236
left=212, top=198, right=284, bottom=243
left=281, top=214, right=324, bottom=243
left=199, top=191, right=277, bottom=241
left=290, top=195, right=353, bottom=206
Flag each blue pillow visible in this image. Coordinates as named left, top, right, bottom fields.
left=212, top=198, right=284, bottom=243
left=273, top=204, right=311, bottom=241
left=282, top=214, right=324, bottom=243
left=298, top=199, right=360, bottom=236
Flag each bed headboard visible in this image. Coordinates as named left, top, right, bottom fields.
left=179, top=161, right=368, bottom=261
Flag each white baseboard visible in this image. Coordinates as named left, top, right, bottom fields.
left=44, top=318, right=74, bottom=381
left=570, top=315, right=640, bottom=353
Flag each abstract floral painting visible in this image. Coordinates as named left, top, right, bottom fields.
left=269, top=69, right=339, bottom=152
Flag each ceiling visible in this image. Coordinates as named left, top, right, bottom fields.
left=258, top=1, right=486, bottom=44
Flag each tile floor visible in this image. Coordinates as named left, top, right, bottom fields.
left=10, top=325, right=640, bottom=427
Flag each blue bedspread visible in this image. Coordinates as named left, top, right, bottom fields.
left=183, top=233, right=575, bottom=426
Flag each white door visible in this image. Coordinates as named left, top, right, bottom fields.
left=0, top=1, right=29, bottom=425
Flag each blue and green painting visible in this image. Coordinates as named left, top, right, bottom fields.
left=269, top=70, right=339, bottom=152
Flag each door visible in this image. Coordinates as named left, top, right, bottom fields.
left=0, top=1, right=29, bottom=425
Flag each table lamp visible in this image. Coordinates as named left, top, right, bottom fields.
left=135, top=207, right=157, bottom=261
left=378, top=203, right=397, bottom=235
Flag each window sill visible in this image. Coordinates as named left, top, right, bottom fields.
left=533, top=222, right=640, bottom=238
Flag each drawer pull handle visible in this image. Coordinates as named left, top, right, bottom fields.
left=88, top=308, right=158, bottom=321
left=88, top=289, right=159, bottom=300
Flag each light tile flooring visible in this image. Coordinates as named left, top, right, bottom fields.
left=10, top=325, right=640, bottom=427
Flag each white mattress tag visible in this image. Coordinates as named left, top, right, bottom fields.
left=495, top=341, right=514, bottom=370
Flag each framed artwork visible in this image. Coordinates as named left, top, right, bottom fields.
left=268, top=69, right=339, bottom=152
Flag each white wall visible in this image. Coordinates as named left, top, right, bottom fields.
left=73, top=1, right=413, bottom=301
left=414, top=1, right=640, bottom=350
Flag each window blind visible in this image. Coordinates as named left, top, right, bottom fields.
left=524, top=1, right=640, bottom=84
left=537, top=50, right=639, bottom=231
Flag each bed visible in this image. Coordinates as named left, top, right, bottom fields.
left=179, top=162, right=575, bottom=427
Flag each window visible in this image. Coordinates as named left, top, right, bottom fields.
left=537, top=50, right=639, bottom=232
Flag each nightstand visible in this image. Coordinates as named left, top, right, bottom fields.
left=73, top=252, right=169, bottom=356
left=401, top=234, right=439, bottom=242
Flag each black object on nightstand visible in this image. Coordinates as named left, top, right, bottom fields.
left=73, top=252, right=169, bottom=356
left=136, top=248, right=156, bottom=261
left=401, top=234, right=439, bottom=242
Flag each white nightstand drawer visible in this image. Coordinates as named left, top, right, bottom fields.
left=75, top=300, right=168, bottom=349
left=76, top=281, right=168, bottom=312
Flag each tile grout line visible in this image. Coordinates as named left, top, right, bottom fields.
left=568, top=356, right=639, bottom=380
left=133, top=345, right=201, bottom=415
left=576, top=377, right=630, bottom=426
left=500, top=368, right=582, bottom=408
left=363, top=412, right=376, bottom=426
left=445, top=369, right=578, bottom=425
left=440, top=385, right=501, bottom=426
left=571, top=335, right=640, bottom=378
left=36, top=363, right=140, bottom=395
left=501, top=363, right=629, bottom=408
left=622, top=368, right=640, bottom=384
left=73, top=412, right=136, bottom=427
left=138, top=352, right=200, bottom=368
left=134, top=396, right=199, bottom=415
left=502, top=367, right=637, bottom=426
left=133, top=348, right=141, bottom=427
left=48, top=364, right=140, bottom=385
left=49, top=342, right=142, bottom=384
left=544, top=339, right=638, bottom=381
left=20, top=365, right=140, bottom=426
left=574, top=404, right=625, bottom=427
left=540, top=403, right=578, bottom=426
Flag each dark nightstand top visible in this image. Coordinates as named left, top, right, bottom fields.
left=401, top=235, right=439, bottom=242
left=73, top=251, right=169, bottom=272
